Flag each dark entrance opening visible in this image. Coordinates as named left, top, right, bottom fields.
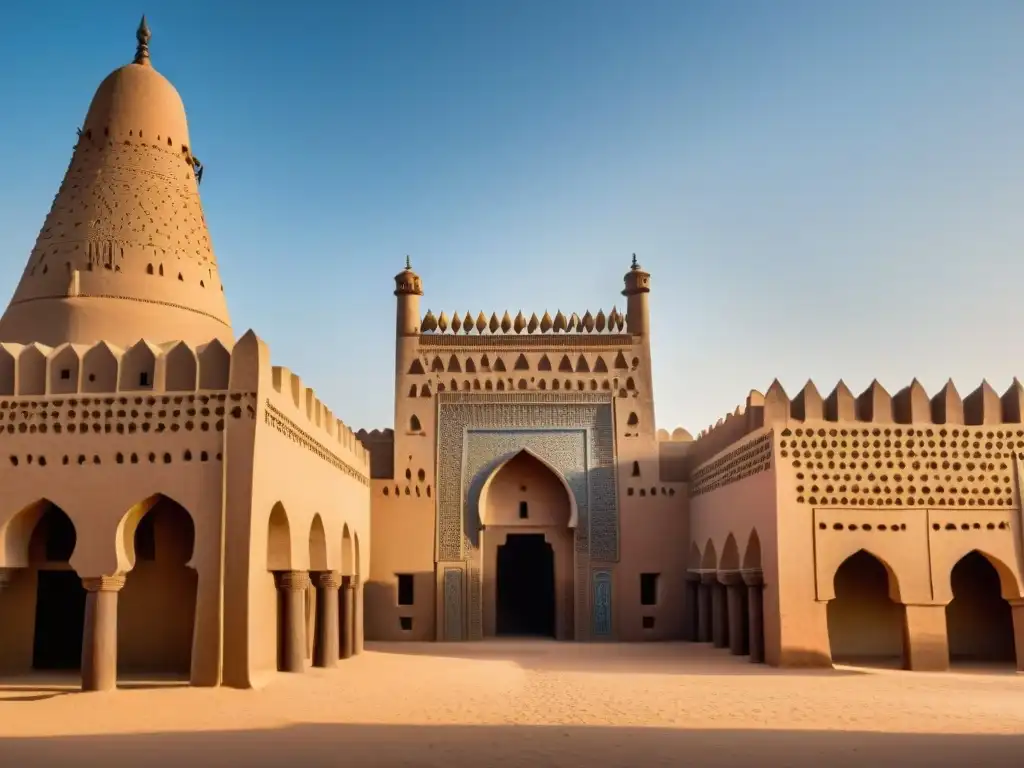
left=496, top=533, right=555, bottom=637
left=946, top=551, right=1016, bottom=665
left=33, top=570, right=86, bottom=670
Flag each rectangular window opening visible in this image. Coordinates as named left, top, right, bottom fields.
left=642, top=616, right=655, bottom=629
left=59, top=368, right=70, bottom=380
left=397, top=573, right=414, bottom=606
left=640, top=572, right=660, bottom=606
left=399, top=616, right=413, bottom=631
left=518, top=501, right=529, bottom=519
left=139, top=371, right=150, bottom=387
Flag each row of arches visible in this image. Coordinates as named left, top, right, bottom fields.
left=265, top=503, right=364, bottom=673
left=0, top=497, right=197, bottom=681
left=0, top=338, right=230, bottom=396
left=829, top=549, right=1016, bottom=667
left=411, top=351, right=638, bottom=376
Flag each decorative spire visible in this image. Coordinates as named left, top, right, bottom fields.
left=630, top=253, right=640, bottom=270
left=405, top=254, right=412, bottom=270
left=134, top=15, right=152, bottom=66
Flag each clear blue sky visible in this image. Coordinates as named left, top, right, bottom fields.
left=1, top=1, right=1022, bottom=434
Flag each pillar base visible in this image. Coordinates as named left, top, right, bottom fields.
left=902, top=603, right=950, bottom=672
left=275, top=571, right=310, bottom=673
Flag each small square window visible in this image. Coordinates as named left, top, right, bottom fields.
left=139, top=371, right=150, bottom=387
left=399, top=616, right=413, bottom=631
left=640, top=573, right=659, bottom=606
left=59, top=368, right=70, bottom=380
left=642, top=616, right=655, bottom=629
left=397, top=573, right=414, bottom=606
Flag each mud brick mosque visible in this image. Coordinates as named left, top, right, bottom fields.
left=0, top=19, right=1022, bottom=692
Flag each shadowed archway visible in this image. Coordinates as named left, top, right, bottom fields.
left=827, top=550, right=904, bottom=667
left=0, top=501, right=84, bottom=674
left=946, top=551, right=1016, bottom=666
left=118, top=495, right=197, bottom=677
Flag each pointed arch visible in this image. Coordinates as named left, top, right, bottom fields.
left=267, top=502, right=292, bottom=571
left=431, top=356, right=444, bottom=372
left=701, top=539, right=717, bottom=570
left=720, top=534, right=740, bottom=570
left=575, top=355, right=590, bottom=373
left=558, top=355, right=573, bottom=372
left=447, top=354, right=461, bottom=373
left=341, top=523, right=355, bottom=576
left=538, top=354, right=552, bottom=371
left=493, top=357, right=507, bottom=372
left=308, top=514, right=328, bottom=572
left=115, top=493, right=196, bottom=572
left=742, top=529, right=762, bottom=570
left=946, top=550, right=1017, bottom=663
left=0, top=344, right=15, bottom=395
left=465, top=358, right=476, bottom=373
left=514, top=353, right=529, bottom=371
left=477, top=448, right=579, bottom=528
left=1, top=499, right=78, bottom=568
left=593, top=356, right=608, bottom=373
left=353, top=531, right=363, bottom=579
left=17, top=344, right=47, bottom=395
left=827, top=549, right=904, bottom=664
left=120, top=341, right=158, bottom=391
left=407, top=359, right=425, bottom=375
left=48, top=344, right=81, bottom=394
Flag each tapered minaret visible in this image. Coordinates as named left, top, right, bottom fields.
left=0, top=17, right=233, bottom=348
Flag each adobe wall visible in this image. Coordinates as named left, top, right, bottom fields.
left=235, top=333, right=371, bottom=687
left=763, top=378, right=1024, bottom=667
left=0, top=336, right=246, bottom=684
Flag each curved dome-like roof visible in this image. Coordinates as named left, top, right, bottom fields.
left=83, top=61, right=191, bottom=151
left=0, top=17, right=232, bottom=349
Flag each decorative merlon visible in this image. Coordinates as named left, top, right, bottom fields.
left=421, top=308, right=626, bottom=335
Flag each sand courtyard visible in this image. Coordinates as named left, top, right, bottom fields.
left=0, top=641, right=1022, bottom=766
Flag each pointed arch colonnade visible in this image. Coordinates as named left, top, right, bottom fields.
left=0, top=493, right=200, bottom=690
left=683, top=530, right=766, bottom=663
left=266, top=502, right=364, bottom=674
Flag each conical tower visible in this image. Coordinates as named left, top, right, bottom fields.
left=0, top=17, right=233, bottom=348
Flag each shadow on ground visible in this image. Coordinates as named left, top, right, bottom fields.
left=367, top=639, right=868, bottom=677
left=1, top=723, right=1022, bottom=767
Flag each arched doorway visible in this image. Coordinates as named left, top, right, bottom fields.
left=266, top=502, right=294, bottom=672
left=30, top=504, right=85, bottom=671
left=827, top=550, right=904, bottom=666
left=946, top=551, right=1016, bottom=666
left=118, top=496, right=197, bottom=677
left=479, top=450, right=574, bottom=639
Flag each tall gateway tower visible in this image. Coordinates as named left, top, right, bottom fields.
left=0, top=17, right=232, bottom=348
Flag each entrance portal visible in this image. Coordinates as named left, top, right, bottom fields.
left=33, top=570, right=86, bottom=670
left=496, top=534, right=555, bottom=637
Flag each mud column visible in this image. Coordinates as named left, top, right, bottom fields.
left=901, top=603, right=950, bottom=671
left=353, top=577, right=365, bottom=655
left=697, top=572, right=713, bottom=642
left=275, top=571, right=309, bottom=673
left=313, top=572, right=341, bottom=668
left=1009, top=599, right=1024, bottom=672
left=721, top=571, right=748, bottom=656
left=743, top=568, right=765, bottom=664
left=341, top=576, right=355, bottom=660
left=710, top=575, right=728, bottom=649
left=81, top=574, right=125, bottom=691
left=683, top=572, right=700, bottom=641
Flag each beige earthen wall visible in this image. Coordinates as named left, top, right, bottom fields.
left=238, top=340, right=371, bottom=687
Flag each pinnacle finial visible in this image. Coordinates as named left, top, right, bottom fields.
left=405, top=255, right=412, bottom=270
left=631, top=253, right=640, bottom=270
left=134, top=15, right=152, bottom=65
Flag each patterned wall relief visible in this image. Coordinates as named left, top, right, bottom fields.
left=689, top=433, right=773, bottom=497
left=436, top=392, right=618, bottom=563
left=435, top=392, right=618, bottom=640
left=592, top=570, right=613, bottom=637
left=443, top=568, right=464, bottom=642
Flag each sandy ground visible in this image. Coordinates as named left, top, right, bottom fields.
left=1, top=641, right=1024, bottom=767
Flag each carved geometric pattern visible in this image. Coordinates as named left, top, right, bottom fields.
left=443, top=567, right=463, bottom=642
left=420, top=335, right=632, bottom=349
left=781, top=425, right=1021, bottom=507
left=592, top=570, right=612, bottom=637
left=264, top=400, right=370, bottom=485
left=436, top=392, right=617, bottom=641
left=689, top=433, right=773, bottom=497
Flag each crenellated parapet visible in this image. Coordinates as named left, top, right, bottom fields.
left=656, top=427, right=694, bottom=442
left=0, top=331, right=370, bottom=478
left=751, top=377, right=1024, bottom=427
left=421, top=308, right=627, bottom=335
